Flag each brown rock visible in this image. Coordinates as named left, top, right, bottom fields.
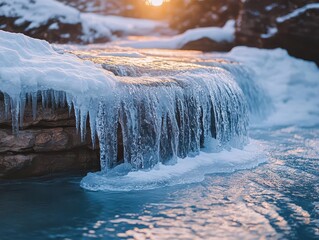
left=0, top=129, right=35, bottom=153
left=0, top=91, right=100, bottom=179
left=0, top=150, right=100, bottom=179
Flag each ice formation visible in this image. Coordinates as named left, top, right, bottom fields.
left=0, top=31, right=261, bottom=173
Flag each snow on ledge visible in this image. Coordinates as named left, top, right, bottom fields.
left=0, top=30, right=116, bottom=99
left=277, top=3, right=319, bottom=23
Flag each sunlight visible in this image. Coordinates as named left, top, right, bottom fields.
left=146, top=0, right=164, bottom=7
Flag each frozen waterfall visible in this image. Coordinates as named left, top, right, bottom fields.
left=0, top=31, right=270, bottom=173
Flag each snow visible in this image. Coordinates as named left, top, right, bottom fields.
left=80, top=13, right=165, bottom=42
left=117, top=20, right=235, bottom=49
left=0, top=0, right=81, bottom=30
left=0, top=0, right=165, bottom=42
left=0, top=30, right=116, bottom=99
left=265, top=3, right=278, bottom=11
left=277, top=3, right=319, bottom=23
left=223, top=47, right=319, bottom=127
left=261, top=27, right=278, bottom=38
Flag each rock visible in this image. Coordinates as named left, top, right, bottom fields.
left=0, top=150, right=99, bottom=179
left=181, top=37, right=234, bottom=52
left=0, top=0, right=111, bottom=44
left=0, top=92, right=100, bottom=179
left=0, top=17, right=84, bottom=44
left=236, top=0, right=319, bottom=65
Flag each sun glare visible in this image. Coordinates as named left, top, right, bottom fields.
left=146, top=0, right=164, bottom=7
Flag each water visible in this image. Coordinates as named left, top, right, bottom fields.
left=0, top=126, right=318, bottom=239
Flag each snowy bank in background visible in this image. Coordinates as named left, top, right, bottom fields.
left=0, top=0, right=165, bottom=43
left=116, top=20, right=235, bottom=49
left=80, top=13, right=166, bottom=43
left=0, top=0, right=80, bottom=29
left=221, top=47, right=319, bottom=127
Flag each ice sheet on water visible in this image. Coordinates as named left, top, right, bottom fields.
left=80, top=139, right=267, bottom=191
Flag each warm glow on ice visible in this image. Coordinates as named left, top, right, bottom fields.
left=146, top=0, right=164, bottom=7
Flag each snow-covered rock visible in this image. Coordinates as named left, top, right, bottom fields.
left=0, top=0, right=164, bottom=43
left=236, top=0, right=319, bottom=65
left=116, top=20, right=235, bottom=51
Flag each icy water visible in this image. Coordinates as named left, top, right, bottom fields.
left=0, top=126, right=318, bottom=240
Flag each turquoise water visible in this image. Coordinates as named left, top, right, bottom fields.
left=1, top=125, right=318, bottom=240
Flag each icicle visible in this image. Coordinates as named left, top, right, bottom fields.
left=41, top=91, right=48, bottom=109
left=31, top=92, right=38, bottom=120
left=10, top=97, right=20, bottom=134
left=4, top=93, right=10, bottom=120
left=54, top=91, right=60, bottom=108
left=74, top=106, right=80, bottom=134
left=19, top=93, right=26, bottom=127
left=80, top=109, right=88, bottom=142
left=66, top=94, right=73, bottom=116
left=89, top=102, right=97, bottom=149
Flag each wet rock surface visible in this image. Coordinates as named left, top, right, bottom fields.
left=0, top=93, right=100, bottom=179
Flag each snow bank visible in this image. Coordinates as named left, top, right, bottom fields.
left=277, top=3, right=319, bottom=23
left=224, top=47, right=319, bottom=126
left=117, top=20, right=235, bottom=49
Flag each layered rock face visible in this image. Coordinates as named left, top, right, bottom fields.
left=236, top=0, right=319, bottom=65
left=0, top=93, right=100, bottom=179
